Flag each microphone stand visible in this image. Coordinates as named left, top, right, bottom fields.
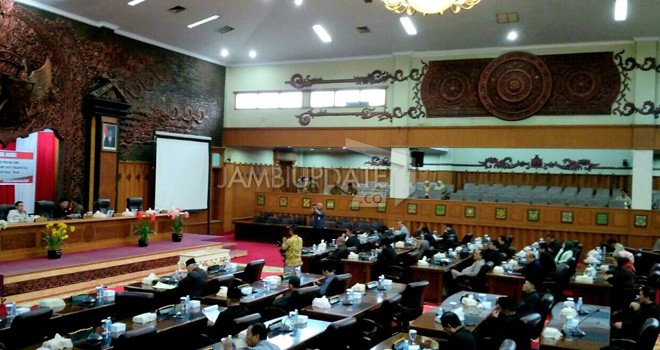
left=567, top=308, right=600, bottom=337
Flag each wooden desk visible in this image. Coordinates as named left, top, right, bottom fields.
left=540, top=302, right=611, bottom=350
left=233, top=221, right=344, bottom=244
left=487, top=272, right=525, bottom=302
left=568, top=268, right=612, bottom=306
left=0, top=215, right=176, bottom=261
left=301, top=248, right=335, bottom=274
left=341, top=248, right=411, bottom=285
left=370, top=333, right=440, bottom=350
left=124, top=266, right=244, bottom=295
left=201, top=317, right=331, bottom=350
left=301, top=282, right=406, bottom=321
left=410, top=291, right=502, bottom=338
left=203, top=273, right=323, bottom=311
left=411, top=257, right=472, bottom=304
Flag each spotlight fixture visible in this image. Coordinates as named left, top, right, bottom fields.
left=507, top=30, right=518, bottom=41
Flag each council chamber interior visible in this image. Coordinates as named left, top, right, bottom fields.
left=0, top=0, right=659, bottom=349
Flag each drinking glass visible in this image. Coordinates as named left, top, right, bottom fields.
left=408, top=329, right=417, bottom=345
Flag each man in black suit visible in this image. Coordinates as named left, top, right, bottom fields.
left=545, top=234, right=562, bottom=258
left=210, top=287, right=250, bottom=340
left=177, top=258, right=208, bottom=297
left=441, top=311, right=477, bottom=350
left=538, top=243, right=557, bottom=278
left=273, top=275, right=301, bottom=310
left=54, top=197, right=74, bottom=219
left=483, top=240, right=503, bottom=267
left=315, top=261, right=336, bottom=296
left=517, top=280, right=541, bottom=317
left=612, top=286, right=660, bottom=339
left=518, top=252, right=544, bottom=290
left=344, top=228, right=360, bottom=249
left=329, top=236, right=349, bottom=260
left=477, top=296, right=521, bottom=350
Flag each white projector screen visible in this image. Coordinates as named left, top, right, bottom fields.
left=154, top=132, right=210, bottom=211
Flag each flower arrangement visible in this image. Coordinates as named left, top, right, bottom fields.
left=167, top=208, right=190, bottom=235
left=0, top=220, right=7, bottom=230
left=43, top=222, right=75, bottom=251
left=134, top=211, right=157, bottom=243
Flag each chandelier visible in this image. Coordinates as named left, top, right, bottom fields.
left=382, top=0, right=481, bottom=15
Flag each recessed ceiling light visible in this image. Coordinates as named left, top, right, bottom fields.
left=312, top=24, right=332, bottom=43
left=220, top=49, right=229, bottom=57
left=187, top=15, right=220, bottom=29
left=249, top=50, right=257, bottom=58
left=294, top=0, right=303, bottom=6
left=127, top=0, right=146, bottom=6
left=507, top=30, right=518, bottom=41
left=614, top=0, right=627, bottom=21
left=399, top=16, right=417, bottom=35
left=310, top=148, right=315, bottom=151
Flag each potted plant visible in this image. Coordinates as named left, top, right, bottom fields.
left=43, top=222, right=75, bottom=259
left=134, top=211, right=156, bottom=247
left=167, top=208, right=189, bottom=242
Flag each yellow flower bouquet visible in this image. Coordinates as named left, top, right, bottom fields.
left=43, top=222, right=75, bottom=259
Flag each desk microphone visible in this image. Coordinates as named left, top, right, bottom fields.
left=569, top=308, right=600, bottom=337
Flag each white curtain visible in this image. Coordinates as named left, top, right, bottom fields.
left=15, top=132, right=39, bottom=213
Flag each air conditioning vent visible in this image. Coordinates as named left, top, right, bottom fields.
left=217, top=25, right=235, bottom=34
left=168, top=6, right=186, bottom=14
left=356, top=26, right=370, bottom=34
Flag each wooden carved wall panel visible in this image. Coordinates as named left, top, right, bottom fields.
left=423, top=51, right=620, bottom=121
left=0, top=4, right=224, bottom=200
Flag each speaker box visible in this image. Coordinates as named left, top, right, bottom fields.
left=411, top=151, right=424, bottom=167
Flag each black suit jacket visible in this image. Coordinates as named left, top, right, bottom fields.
left=517, top=291, right=541, bottom=317
left=345, top=235, right=360, bottom=248
left=449, top=328, right=477, bottom=350
left=539, top=252, right=556, bottom=278
left=329, top=246, right=349, bottom=260
left=177, top=268, right=208, bottom=297
left=211, top=305, right=250, bottom=339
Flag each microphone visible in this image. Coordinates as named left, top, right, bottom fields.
left=569, top=308, right=600, bottom=337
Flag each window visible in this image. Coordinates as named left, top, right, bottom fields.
left=310, top=88, right=386, bottom=108
left=235, top=91, right=303, bottom=109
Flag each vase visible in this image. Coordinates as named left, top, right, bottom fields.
left=47, top=249, right=62, bottom=259
left=172, top=233, right=183, bottom=242
left=138, top=239, right=149, bottom=247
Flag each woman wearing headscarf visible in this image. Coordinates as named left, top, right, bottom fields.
left=554, top=240, right=574, bottom=264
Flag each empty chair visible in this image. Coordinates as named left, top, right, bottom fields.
left=652, top=239, right=660, bottom=253
left=610, top=318, right=660, bottom=350
left=114, top=326, right=157, bottom=350
left=449, top=192, right=465, bottom=201
left=205, top=274, right=235, bottom=295
left=481, top=193, right=497, bottom=203
left=532, top=185, right=548, bottom=193
left=464, top=192, right=481, bottom=202
left=394, top=281, right=429, bottom=328
left=595, top=188, right=610, bottom=198
left=610, top=199, right=628, bottom=208
left=444, top=184, right=455, bottom=194
left=280, top=217, right=293, bottom=225
left=94, top=198, right=111, bottom=214
left=547, top=186, right=563, bottom=195
left=359, top=293, right=402, bottom=342
left=34, top=200, right=56, bottom=218
left=115, top=291, right=156, bottom=319
left=126, top=197, right=143, bottom=211
left=463, top=183, right=476, bottom=191
left=288, top=285, right=321, bottom=311
left=539, top=294, right=555, bottom=323
left=567, top=197, right=587, bottom=206
left=577, top=187, right=593, bottom=197
left=587, top=198, right=609, bottom=207
left=547, top=196, right=567, bottom=206
left=0, top=204, right=15, bottom=221
left=265, top=216, right=280, bottom=224
left=530, top=195, right=548, bottom=205
left=3, top=307, right=54, bottom=349
left=514, top=194, right=531, bottom=204
left=323, top=220, right=336, bottom=229
left=230, top=313, right=262, bottom=336
left=324, top=273, right=352, bottom=296
left=561, top=187, right=578, bottom=197
left=234, top=259, right=265, bottom=284
left=516, top=313, right=542, bottom=350
left=252, top=215, right=265, bottom=223
left=498, top=194, right=515, bottom=203
left=311, top=317, right=358, bottom=350
left=491, top=184, right=505, bottom=191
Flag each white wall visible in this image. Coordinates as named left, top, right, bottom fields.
left=224, top=147, right=274, bottom=165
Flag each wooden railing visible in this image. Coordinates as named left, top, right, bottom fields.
left=251, top=192, right=660, bottom=253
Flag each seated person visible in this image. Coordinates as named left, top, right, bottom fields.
left=315, top=261, right=336, bottom=296
left=612, top=286, right=660, bottom=340
left=441, top=311, right=477, bottom=350
left=346, top=182, right=358, bottom=196
left=410, top=229, right=430, bottom=259
left=617, top=250, right=636, bottom=275
left=554, top=241, right=574, bottom=264
left=607, top=237, right=625, bottom=257
left=482, top=240, right=503, bottom=267
left=54, top=197, right=76, bottom=219
left=211, top=287, right=250, bottom=340
left=451, top=249, right=485, bottom=279
left=421, top=226, right=437, bottom=248
left=272, top=276, right=301, bottom=310
left=607, top=257, right=635, bottom=312
left=517, top=280, right=541, bottom=317
left=329, top=182, right=345, bottom=195
left=245, top=323, right=281, bottom=350
left=498, top=236, right=513, bottom=259
left=545, top=234, right=562, bottom=258
left=177, top=258, right=208, bottom=297
left=518, top=252, right=544, bottom=288
left=537, top=243, right=556, bottom=277
left=7, top=201, right=29, bottom=223
left=377, top=236, right=398, bottom=267
left=329, top=236, right=350, bottom=260
left=344, top=228, right=360, bottom=249
left=477, top=296, right=521, bottom=350
left=615, top=189, right=631, bottom=208
left=397, top=221, right=410, bottom=241
left=438, top=224, right=458, bottom=250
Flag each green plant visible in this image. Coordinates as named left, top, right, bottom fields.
left=43, top=222, right=75, bottom=250
left=167, top=208, right=189, bottom=234
left=134, top=211, right=156, bottom=241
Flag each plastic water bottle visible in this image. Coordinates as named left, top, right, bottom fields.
left=312, top=244, right=317, bottom=253
left=180, top=296, right=186, bottom=313
left=576, top=297, right=583, bottom=313
left=403, top=339, right=410, bottom=350
left=436, top=307, right=444, bottom=317
left=8, top=303, right=16, bottom=319
left=185, top=295, right=191, bottom=311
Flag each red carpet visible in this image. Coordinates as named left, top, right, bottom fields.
left=216, top=235, right=285, bottom=276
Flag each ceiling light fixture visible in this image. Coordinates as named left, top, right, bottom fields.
left=220, top=49, right=229, bottom=57
left=399, top=16, right=417, bottom=35
left=187, top=15, right=220, bottom=29
left=507, top=30, right=518, bottom=41
left=382, top=0, right=481, bottom=15
left=312, top=24, right=332, bottom=43
left=614, top=0, right=627, bottom=21
left=249, top=50, right=257, bottom=58
left=127, top=0, right=146, bottom=6
left=294, top=0, right=303, bottom=6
